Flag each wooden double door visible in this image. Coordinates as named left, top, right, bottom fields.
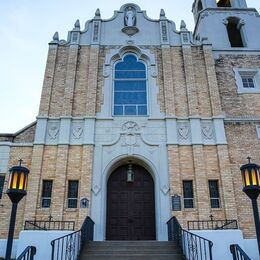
left=106, top=164, right=156, bottom=240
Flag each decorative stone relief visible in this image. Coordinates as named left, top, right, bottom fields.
left=161, top=21, right=168, bottom=42
left=177, top=122, right=190, bottom=141
left=92, top=21, right=100, bottom=43
left=161, top=185, right=170, bottom=195
left=92, top=185, right=101, bottom=195
left=121, top=121, right=140, bottom=132
left=201, top=122, right=214, bottom=140
left=47, top=124, right=59, bottom=140
left=70, top=121, right=84, bottom=143
left=121, top=121, right=140, bottom=148
left=72, top=126, right=83, bottom=139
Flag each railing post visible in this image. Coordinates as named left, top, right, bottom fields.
left=51, top=241, right=55, bottom=260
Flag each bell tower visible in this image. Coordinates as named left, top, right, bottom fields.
left=192, top=0, right=260, bottom=49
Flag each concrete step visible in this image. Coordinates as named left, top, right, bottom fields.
left=79, top=241, right=184, bottom=260
left=82, top=249, right=181, bottom=254
left=80, top=254, right=184, bottom=260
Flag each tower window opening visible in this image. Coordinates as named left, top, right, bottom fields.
left=227, top=18, right=244, bottom=47
left=197, top=0, right=203, bottom=12
left=217, top=0, right=231, bottom=7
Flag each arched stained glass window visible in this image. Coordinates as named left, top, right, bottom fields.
left=114, top=54, right=147, bottom=116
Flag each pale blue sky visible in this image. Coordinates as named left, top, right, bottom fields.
left=0, top=0, right=259, bottom=133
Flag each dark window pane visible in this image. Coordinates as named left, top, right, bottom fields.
left=209, top=180, right=220, bottom=208
left=41, top=180, right=53, bottom=208
left=125, top=106, right=137, bottom=115
left=209, top=180, right=219, bottom=198
left=115, top=71, right=146, bottom=79
left=183, top=181, right=193, bottom=198
left=42, top=198, right=51, bottom=208
left=68, top=181, right=78, bottom=208
left=114, top=80, right=146, bottom=91
left=248, top=78, right=254, bottom=83
left=249, top=83, right=255, bottom=88
left=115, top=55, right=145, bottom=70
left=211, top=198, right=220, bottom=208
left=184, top=199, right=194, bottom=209
left=42, top=180, right=53, bottom=198
left=138, top=106, right=147, bottom=115
left=68, top=181, right=78, bottom=198
left=68, top=198, right=78, bottom=208
left=114, top=106, right=123, bottom=115
left=183, top=181, right=194, bottom=209
left=242, top=78, right=247, bottom=83
left=114, top=92, right=147, bottom=105
left=0, top=176, right=5, bottom=199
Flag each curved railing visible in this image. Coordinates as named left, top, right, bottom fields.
left=230, top=244, right=251, bottom=260
left=16, top=246, right=36, bottom=260
left=167, top=216, right=213, bottom=260
left=51, top=216, right=94, bottom=260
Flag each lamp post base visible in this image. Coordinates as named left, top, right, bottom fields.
left=5, top=203, right=18, bottom=260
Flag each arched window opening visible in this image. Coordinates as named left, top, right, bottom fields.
left=217, top=0, right=231, bottom=7
left=197, top=0, right=203, bottom=12
left=227, top=18, right=244, bottom=47
left=114, top=54, right=147, bottom=116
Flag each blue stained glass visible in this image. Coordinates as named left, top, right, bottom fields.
left=114, top=106, right=123, bottom=115
left=114, top=92, right=147, bottom=104
left=115, top=71, right=146, bottom=79
left=125, top=106, right=137, bottom=115
left=138, top=106, right=147, bottom=115
left=114, top=80, right=146, bottom=91
left=113, top=54, right=147, bottom=116
left=115, top=55, right=145, bottom=70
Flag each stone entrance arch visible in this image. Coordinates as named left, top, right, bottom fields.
left=91, top=154, right=171, bottom=241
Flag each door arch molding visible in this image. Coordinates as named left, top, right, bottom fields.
left=92, top=154, right=170, bottom=241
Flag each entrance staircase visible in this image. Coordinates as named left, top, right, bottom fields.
left=79, top=240, right=184, bottom=260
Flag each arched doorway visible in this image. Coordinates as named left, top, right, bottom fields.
left=106, top=164, right=156, bottom=240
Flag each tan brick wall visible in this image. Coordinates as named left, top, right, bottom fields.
left=72, top=46, right=90, bottom=116
left=49, top=47, right=68, bottom=117
left=168, top=145, right=237, bottom=229
left=225, top=122, right=260, bottom=238
left=216, top=54, right=260, bottom=117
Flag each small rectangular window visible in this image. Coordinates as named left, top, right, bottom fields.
left=183, top=180, right=194, bottom=209
left=41, top=180, right=53, bottom=208
left=68, top=180, right=79, bottom=208
left=208, top=180, right=220, bottom=208
left=0, top=175, right=5, bottom=199
left=241, top=76, right=255, bottom=88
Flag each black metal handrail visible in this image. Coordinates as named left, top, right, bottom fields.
left=51, top=216, right=94, bottom=260
left=188, top=219, right=238, bottom=230
left=16, top=246, right=36, bottom=260
left=230, top=244, right=251, bottom=260
left=167, top=216, right=213, bottom=260
left=24, top=220, right=75, bottom=231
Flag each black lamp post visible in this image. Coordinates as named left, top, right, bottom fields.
left=5, top=159, right=29, bottom=260
left=240, top=157, right=260, bottom=256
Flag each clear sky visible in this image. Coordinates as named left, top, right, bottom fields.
left=0, top=0, right=260, bottom=133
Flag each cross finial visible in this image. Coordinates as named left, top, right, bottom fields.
left=209, top=214, right=214, bottom=221
left=18, top=158, right=23, bottom=166
left=247, top=156, right=251, bottom=164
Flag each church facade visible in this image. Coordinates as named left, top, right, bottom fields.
left=1, top=0, right=260, bottom=244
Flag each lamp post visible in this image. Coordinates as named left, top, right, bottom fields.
left=5, top=159, right=29, bottom=260
left=240, top=157, right=260, bottom=255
